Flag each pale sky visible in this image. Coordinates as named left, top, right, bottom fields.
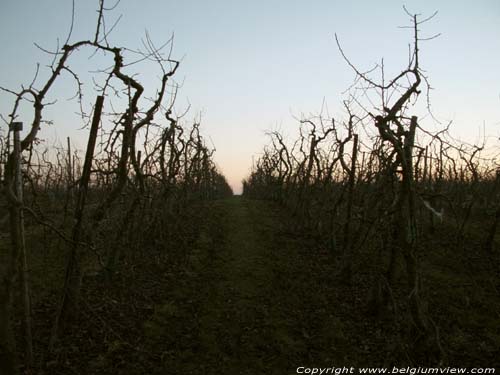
left=1, top=0, right=499, bottom=193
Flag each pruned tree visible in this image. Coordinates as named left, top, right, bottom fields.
left=335, top=9, right=445, bottom=359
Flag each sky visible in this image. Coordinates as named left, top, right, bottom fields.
left=1, top=0, right=499, bottom=194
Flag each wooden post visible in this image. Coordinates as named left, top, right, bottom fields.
left=12, top=121, right=34, bottom=368
left=51, top=96, right=104, bottom=346
left=63, top=137, right=74, bottom=225
left=67, top=137, right=73, bottom=201
left=423, top=146, right=428, bottom=184
left=343, top=133, right=359, bottom=252
left=340, top=133, right=359, bottom=282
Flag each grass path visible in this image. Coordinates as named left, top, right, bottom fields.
left=195, top=196, right=292, bottom=373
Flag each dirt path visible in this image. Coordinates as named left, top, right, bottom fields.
left=143, top=197, right=364, bottom=374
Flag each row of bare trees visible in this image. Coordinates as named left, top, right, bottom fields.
left=0, top=2, right=232, bottom=373
left=243, top=12, right=498, bottom=363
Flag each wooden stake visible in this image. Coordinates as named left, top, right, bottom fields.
left=50, top=95, right=104, bottom=347
left=11, top=121, right=33, bottom=368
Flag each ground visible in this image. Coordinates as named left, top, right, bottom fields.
left=24, top=196, right=500, bottom=374
left=136, top=197, right=393, bottom=374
